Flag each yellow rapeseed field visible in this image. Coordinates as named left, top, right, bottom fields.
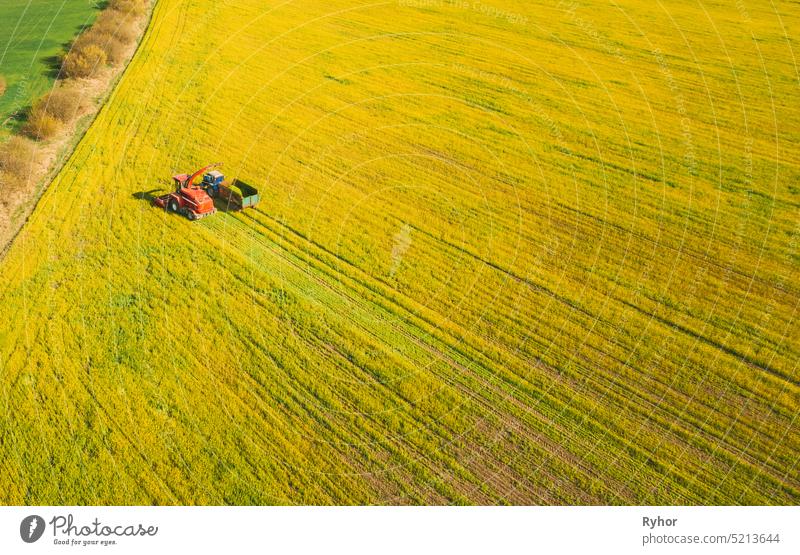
left=0, top=0, right=797, bottom=504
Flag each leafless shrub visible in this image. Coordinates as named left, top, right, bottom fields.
left=34, top=88, right=84, bottom=122
left=108, top=0, right=148, bottom=16
left=109, top=39, right=130, bottom=65
left=0, top=136, right=37, bottom=179
left=94, top=10, right=139, bottom=43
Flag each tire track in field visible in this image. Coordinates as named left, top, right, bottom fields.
left=213, top=211, right=665, bottom=501
left=203, top=212, right=574, bottom=502
left=213, top=209, right=659, bottom=502
left=225, top=206, right=796, bottom=502
left=155, top=236, right=482, bottom=503
left=223, top=266, right=554, bottom=503
left=190, top=237, right=479, bottom=502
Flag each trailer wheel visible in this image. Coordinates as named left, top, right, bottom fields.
left=168, top=198, right=179, bottom=213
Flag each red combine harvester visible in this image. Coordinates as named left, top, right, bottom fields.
left=152, top=162, right=221, bottom=220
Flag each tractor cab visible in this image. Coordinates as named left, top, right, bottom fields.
left=201, top=170, right=225, bottom=196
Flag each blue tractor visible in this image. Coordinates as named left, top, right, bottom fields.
left=201, top=170, right=226, bottom=197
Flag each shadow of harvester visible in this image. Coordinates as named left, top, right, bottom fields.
left=132, top=189, right=160, bottom=203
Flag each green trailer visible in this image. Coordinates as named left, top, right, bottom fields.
left=217, top=178, right=260, bottom=210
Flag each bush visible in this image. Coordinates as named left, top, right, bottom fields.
left=60, top=4, right=144, bottom=76
left=72, top=29, right=119, bottom=65
left=34, top=88, right=83, bottom=122
left=0, top=75, right=6, bottom=97
left=94, top=10, right=139, bottom=43
left=70, top=31, right=96, bottom=54
left=62, top=44, right=107, bottom=79
left=73, top=28, right=129, bottom=66
left=104, top=37, right=130, bottom=65
left=109, top=0, right=148, bottom=15
left=22, top=110, right=61, bottom=140
left=0, top=136, right=37, bottom=179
